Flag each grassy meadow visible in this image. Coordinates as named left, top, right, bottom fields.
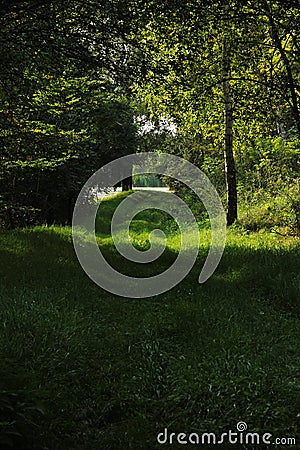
left=0, top=192, right=299, bottom=449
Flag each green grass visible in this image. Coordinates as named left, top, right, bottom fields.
left=0, top=192, right=299, bottom=449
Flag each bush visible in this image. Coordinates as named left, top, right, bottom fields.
left=238, top=180, right=300, bottom=235
left=236, top=136, right=300, bottom=199
left=133, top=174, right=164, bottom=187
left=0, top=202, right=42, bottom=230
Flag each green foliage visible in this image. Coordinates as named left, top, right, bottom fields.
left=130, top=0, right=300, bottom=225
left=1, top=0, right=300, bottom=228
left=238, top=181, right=300, bottom=235
left=0, top=73, right=137, bottom=227
left=133, top=174, right=164, bottom=187
left=236, top=137, right=300, bottom=196
left=235, top=137, right=300, bottom=234
left=0, top=0, right=139, bottom=228
left=0, top=202, right=41, bottom=230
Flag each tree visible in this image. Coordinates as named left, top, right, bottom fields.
left=259, top=0, right=300, bottom=135
left=1, top=0, right=299, bottom=228
left=0, top=0, right=139, bottom=226
left=126, top=0, right=300, bottom=224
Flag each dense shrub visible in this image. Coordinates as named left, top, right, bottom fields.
left=236, top=137, right=300, bottom=198
left=234, top=137, right=300, bottom=234
left=238, top=181, right=300, bottom=235
left=0, top=201, right=41, bottom=230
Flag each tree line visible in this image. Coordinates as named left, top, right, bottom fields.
left=0, top=0, right=299, bottom=230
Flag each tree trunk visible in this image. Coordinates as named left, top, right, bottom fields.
left=121, top=174, right=133, bottom=191
left=222, top=38, right=238, bottom=226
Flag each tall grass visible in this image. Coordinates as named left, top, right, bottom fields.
left=0, top=193, right=299, bottom=449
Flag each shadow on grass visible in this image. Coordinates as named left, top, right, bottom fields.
left=0, top=226, right=298, bottom=315
left=0, top=226, right=299, bottom=449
